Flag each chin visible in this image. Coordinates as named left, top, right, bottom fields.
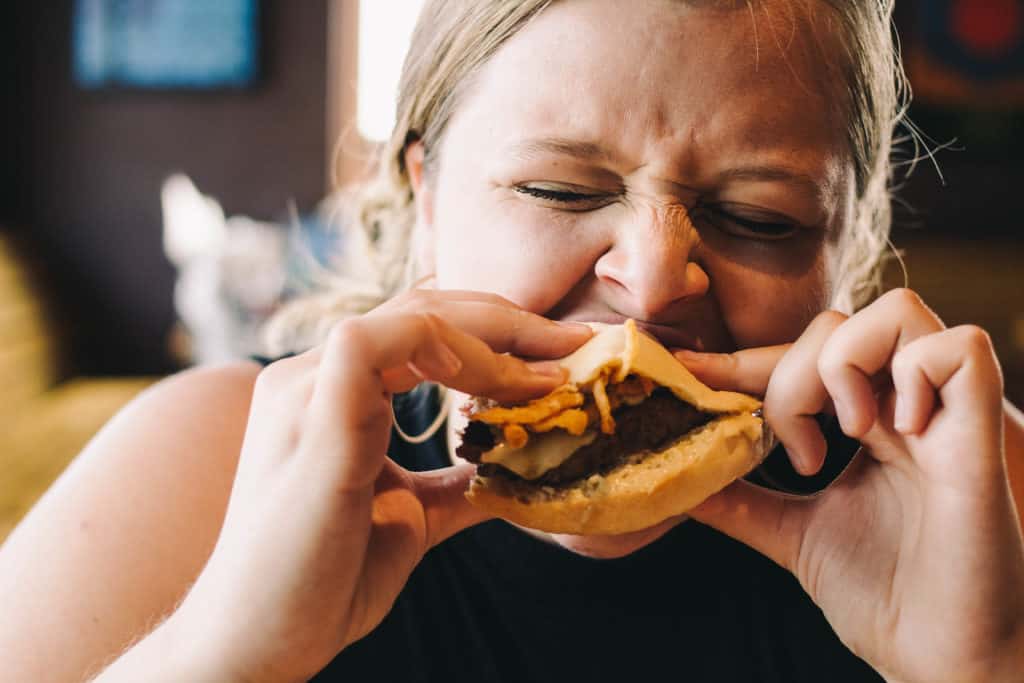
left=539, top=514, right=690, bottom=559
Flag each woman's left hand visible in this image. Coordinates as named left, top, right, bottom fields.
left=676, top=288, right=1024, bottom=683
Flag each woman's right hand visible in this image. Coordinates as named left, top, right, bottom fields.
left=165, top=290, right=592, bottom=681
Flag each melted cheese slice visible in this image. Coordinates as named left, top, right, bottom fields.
left=560, top=320, right=761, bottom=414
left=481, top=430, right=597, bottom=480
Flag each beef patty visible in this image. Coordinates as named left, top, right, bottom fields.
left=458, top=389, right=713, bottom=488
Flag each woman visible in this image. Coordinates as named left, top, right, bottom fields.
left=2, top=1, right=1022, bottom=680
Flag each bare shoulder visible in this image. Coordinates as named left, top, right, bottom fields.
left=0, top=361, right=263, bottom=682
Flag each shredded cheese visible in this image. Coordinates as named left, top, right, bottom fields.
left=591, top=372, right=616, bottom=435
left=531, top=409, right=589, bottom=435
left=474, top=386, right=583, bottom=425
left=503, top=423, right=529, bottom=449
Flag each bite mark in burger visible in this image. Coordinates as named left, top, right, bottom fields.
left=458, top=320, right=766, bottom=535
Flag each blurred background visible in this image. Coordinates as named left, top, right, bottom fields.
left=0, top=1, right=1021, bottom=538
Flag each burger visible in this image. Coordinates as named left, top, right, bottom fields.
left=456, top=320, right=767, bottom=535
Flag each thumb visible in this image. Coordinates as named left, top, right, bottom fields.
left=689, top=480, right=808, bottom=574
left=674, top=344, right=789, bottom=396
left=414, top=463, right=494, bottom=548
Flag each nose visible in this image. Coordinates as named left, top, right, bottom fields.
left=594, top=203, right=710, bottom=320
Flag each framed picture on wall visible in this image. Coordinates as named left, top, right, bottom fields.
left=73, top=0, right=260, bottom=89
left=904, top=0, right=1024, bottom=108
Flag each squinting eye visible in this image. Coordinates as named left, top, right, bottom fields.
left=696, top=205, right=799, bottom=241
left=513, top=184, right=613, bottom=210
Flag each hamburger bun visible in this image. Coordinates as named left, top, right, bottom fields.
left=460, top=320, right=766, bottom=535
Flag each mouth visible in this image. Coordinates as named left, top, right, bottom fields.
left=559, top=314, right=707, bottom=352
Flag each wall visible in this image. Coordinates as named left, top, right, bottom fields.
left=0, top=5, right=22, bottom=222
left=5, top=1, right=327, bottom=375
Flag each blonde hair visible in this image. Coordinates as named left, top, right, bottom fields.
left=264, top=0, right=907, bottom=355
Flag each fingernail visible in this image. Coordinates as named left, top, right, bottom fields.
left=790, top=441, right=822, bottom=476
left=531, top=361, right=566, bottom=379
left=674, top=349, right=706, bottom=364
left=556, top=321, right=593, bottom=335
left=434, top=343, right=463, bottom=377
left=787, top=449, right=807, bottom=476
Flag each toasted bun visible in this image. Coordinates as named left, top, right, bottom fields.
left=466, top=412, right=763, bottom=534
left=462, top=321, right=765, bottom=535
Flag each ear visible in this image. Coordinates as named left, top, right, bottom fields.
left=404, top=140, right=437, bottom=279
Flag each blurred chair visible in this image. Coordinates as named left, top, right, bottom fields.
left=0, top=231, right=156, bottom=543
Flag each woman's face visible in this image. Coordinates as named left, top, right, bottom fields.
left=421, top=0, right=856, bottom=558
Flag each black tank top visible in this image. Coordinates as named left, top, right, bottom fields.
left=295, top=381, right=881, bottom=682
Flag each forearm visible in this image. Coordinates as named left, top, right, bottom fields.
left=996, top=398, right=1024, bottom=682
left=88, top=613, right=240, bottom=683
left=1005, top=398, right=1024, bottom=525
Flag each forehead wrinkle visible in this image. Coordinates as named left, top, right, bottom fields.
left=452, top=0, right=849, bottom=201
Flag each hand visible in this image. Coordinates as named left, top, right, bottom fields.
left=676, top=289, right=1024, bottom=683
left=171, top=289, right=592, bottom=681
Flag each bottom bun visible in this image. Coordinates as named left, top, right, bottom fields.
left=465, top=413, right=764, bottom=535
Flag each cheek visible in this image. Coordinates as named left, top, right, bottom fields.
left=432, top=196, right=605, bottom=313
left=705, top=247, right=828, bottom=348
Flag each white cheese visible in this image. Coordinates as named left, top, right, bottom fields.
left=481, top=430, right=598, bottom=480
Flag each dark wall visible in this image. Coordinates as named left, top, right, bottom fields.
left=888, top=7, right=1024, bottom=403
left=891, top=3, right=1024, bottom=239
left=0, top=5, right=23, bottom=223
left=6, top=1, right=327, bottom=375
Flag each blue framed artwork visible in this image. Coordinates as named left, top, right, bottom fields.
left=73, top=0, right=259, bottom=89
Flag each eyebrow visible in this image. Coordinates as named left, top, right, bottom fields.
left=716, top=165, right=828, bottom=201
left=508, top=137, right=613, bottom=163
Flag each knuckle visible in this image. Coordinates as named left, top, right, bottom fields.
left=415, top=311, right=446, bottom=338
left=954, top=324, right=994, bottom=356
left=815, top=341, right=845, bottom=381
left=764, top=362, right=798, bottom=407
left=719, top=351, right=740, bottom=374
left=882, top=287, right=924, bottom=313
left=253, top=364, right=281, bottom=395
left=507, top=307, right=528, bottom=334
left=253, top=355, right=303, bottom=398
left=889, top=344, right=916, bottom=381
left=390, top=288, right=432, bottom=314
left=811, top=309, right=847, bottom=332
left=410, top=290, right=440, bottom=313
left=399, top=287, right=426, bottom=306
left=493, top=355, right=522, bottom=388
left=325, top=317, right=370, bottom=360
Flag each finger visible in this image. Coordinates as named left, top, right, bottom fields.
left=381, top=359, right=570, bottom=397
left=389, top=287, right=523, bottom=310
left=818, top=289, right=944, bottom=439
left=689, top=480, right=807, bottom=575
left=316, top=312, right=566, bottom=421
left=380, top=290, right=594, bottom=359
left=380, top=364, right=429, bottom=394
left=300, top=314, right=561, bottom=490
left=412, top=463, right=494, bottom=548
left=764, top=311, right=848, bottom=475
left=891, top=325, right=1003, bottom=436
left=674, top=345, right=789, bottom=396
